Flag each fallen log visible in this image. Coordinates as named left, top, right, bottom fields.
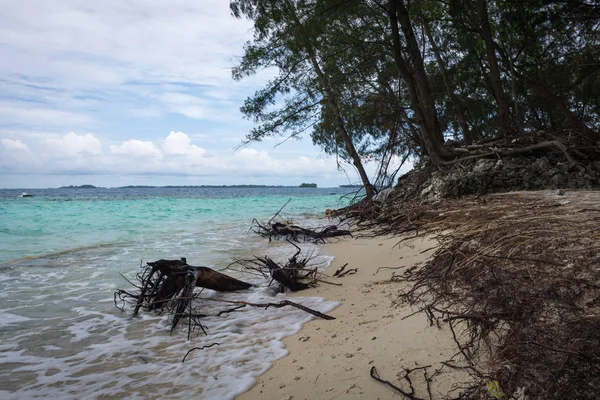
left=130, top=258, right=252, bottom=315
left=115, top=256, right=335, bottom=338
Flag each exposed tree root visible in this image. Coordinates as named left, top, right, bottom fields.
left=228, top=241, right=335, bottom=292
left=115, top=250, right=336, bottom=340
left=251, top=219, right=351, bottom=243
left=343, top=191, right=600, bottom=399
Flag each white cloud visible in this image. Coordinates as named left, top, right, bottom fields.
left=0, top=1, right=379, bottom=188
left=159, top=93, right=209, bottom=120
left=159, top=92, right=236, bottom=121
left=1, top=138, right=31, bottom=153
left=0, top=102, right=92, bottom=127
left=0, top=1, right=254, bottom=89
left=110, top=139, right=160, bottom=157
left=46, top=132, right=102, bottom=156
left=163, top=131, right=205, bottom=157
left=0, top=130, right=369, bottom=185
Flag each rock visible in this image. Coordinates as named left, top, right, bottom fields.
left=557, top=189, right=566, bottom=195
left=373, top=188, right=394, bottom=203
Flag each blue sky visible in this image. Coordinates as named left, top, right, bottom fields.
left=0, top=0, right=409, bottom=188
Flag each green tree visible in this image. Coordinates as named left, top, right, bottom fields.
left=231, top=0, right=376, bottom=198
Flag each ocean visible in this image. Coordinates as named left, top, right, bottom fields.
left=0, top=186, right=354, bottom=399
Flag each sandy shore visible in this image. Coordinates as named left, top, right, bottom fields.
left=238, top=235, right=469, bottom=400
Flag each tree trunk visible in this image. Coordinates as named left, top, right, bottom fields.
left=395, top=0, right=445, bottom=145
left=388, top=0, right=451, bottom=165
left=420, top=14, right=473, bottom=144
left=398, top=106, right=425, bottom=153
left=307, top=52, right=375, bottom=199
left=379, top=78, right=424, bottom=153
left=478, top=0, right=512, bottom=136
left=558, top=99, right=599, bottom=141
left=284, top=0, right=375, bottom=199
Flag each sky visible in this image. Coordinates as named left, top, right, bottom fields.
left=0, top=0, right=409, bottom=189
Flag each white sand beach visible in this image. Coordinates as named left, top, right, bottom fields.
left=238, top=235, right=470, bottom=399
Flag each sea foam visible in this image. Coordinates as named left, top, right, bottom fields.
left=0, top=187, right=349, bottom=399
left=0, top=236, right=338, bottom=399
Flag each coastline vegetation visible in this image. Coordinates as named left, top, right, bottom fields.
left=231, top=0, right=598, bottom=199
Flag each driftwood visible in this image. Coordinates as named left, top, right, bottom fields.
left=115, top=258, right=252, bottom=334
left=252, top=219, right=351, bottom=243
left=131, top=258, right=252, bottom=315
left=249, top=198, right=352, bottom=243
left=115, top=256, right=335, bottom=338
left=229, top=242, right=334, bottom=292
left=340, top=192, right=600, bottom=400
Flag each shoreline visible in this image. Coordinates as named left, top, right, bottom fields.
left=238, top=234, right=470, bottom=399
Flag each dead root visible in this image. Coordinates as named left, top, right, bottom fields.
left=345, top=192, right=600, bottom=399
left=115, top=255, right=335, bottom=340
left=251, top=218, right=351, bottom=243
left=228, top=241, right=336, bottom=292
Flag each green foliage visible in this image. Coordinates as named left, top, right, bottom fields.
left=232, top=0, right=599, bottom=169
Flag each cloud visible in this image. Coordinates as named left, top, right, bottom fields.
left=0, top=2, right=375, bottom=188
left=46, top=132, right=102, bottom=156
left=0, top=130, right=366, bottom=185
left=0, top=1, right=254, bottom=89
left=0, top=102, right=92, bottom=127
left=1, top=138, right=31, bottom=153
left=110, top=139, right=160, bottom=157
left=163, top=131, right=206, bottom=157
left=159, top=92, right=236, bottom=121
left=0, top=1, right=261, bottom=137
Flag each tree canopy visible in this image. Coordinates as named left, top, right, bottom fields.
left=231, top=0, right=599, bottom=194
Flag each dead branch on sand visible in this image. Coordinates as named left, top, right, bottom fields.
left=251, top=218, right=351, bottom=243
left=115, top=256, right=335, bottom=339
left=344, top=193, right=600, bottom=399
left=228, top=241, right=336, bottom=292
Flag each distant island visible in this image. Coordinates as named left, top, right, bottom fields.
left=53, top=184, right=328, bottom=189
left=339, top=184, right=362, bottom=188
left=118, top=185, right=283, bottom=189
left=59, top=185, right=97, bottom=189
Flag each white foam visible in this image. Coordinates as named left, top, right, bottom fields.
left=0, top=217, right=340, bottom=400
left=0, top=312, right=32, bottom=327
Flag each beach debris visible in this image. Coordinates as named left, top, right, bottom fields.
left=115, top=258, right=335, bottom=339
left=132, top=258, right=251, bottom=313
left=486, top=380, right=505, bottom=399
left=229, top=241, right=336, bottom=292
left=115, top=258, right=253, bottom=336
left=251, top=198, right=351, bottom=244
left=370, top=365, right=431, bottom=400
left=251, top=218, right=351, bottom=243
left=333, top=263, right=358, bottom=278
left=181, top=343, right=220, bottom=363
left=343, top=192, right=600, bottom=399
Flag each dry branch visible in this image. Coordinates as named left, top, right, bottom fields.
left=341, top=192, right=600, bottom=399
left=229, top=242, right=327, bottom=292
left=251, top=219, right=351, bottom=243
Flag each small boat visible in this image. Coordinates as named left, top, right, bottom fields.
left=20, top=193, right=34, bottom=197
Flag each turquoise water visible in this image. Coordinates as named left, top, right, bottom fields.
left=0, top=187, right=351, bottom=399
left=0, top=187, right=352, bottom=264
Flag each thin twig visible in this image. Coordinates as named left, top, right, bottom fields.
left=182, top=343, right=220, bottom=363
